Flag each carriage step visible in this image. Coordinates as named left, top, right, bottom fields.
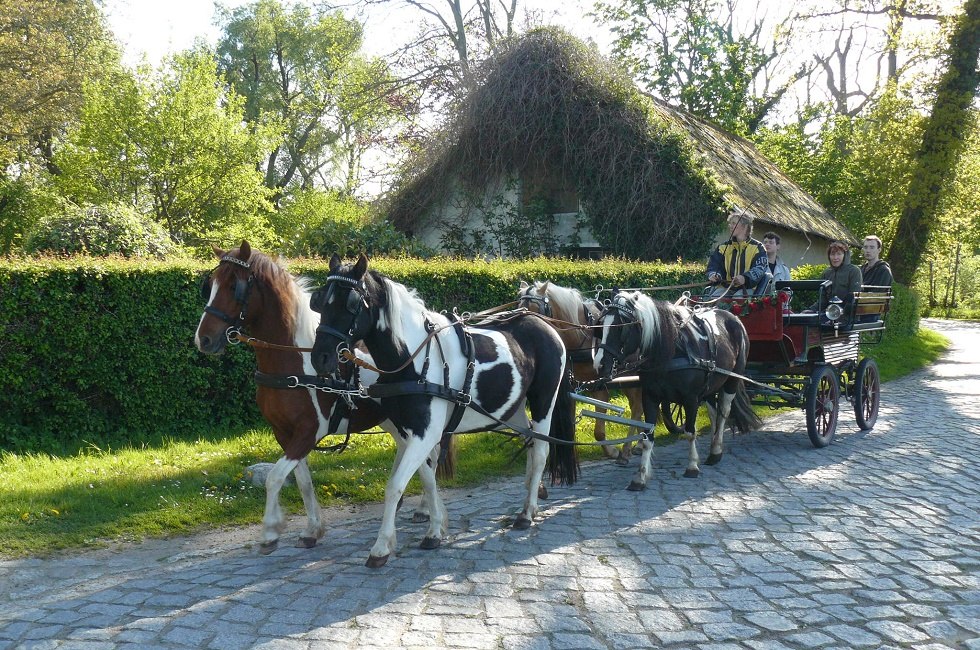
left=577, top=409, right=653, bottom=432
left=569, top=393, right=626, bottom=415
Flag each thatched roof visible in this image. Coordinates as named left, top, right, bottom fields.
left=382, top=28, right=854, bottom=260
left=647, top=100, right=856, bottom=244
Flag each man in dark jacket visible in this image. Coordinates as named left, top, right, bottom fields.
left=706, top=210, right=769, bottom=296
left=860, top=235, right=893, bottom=288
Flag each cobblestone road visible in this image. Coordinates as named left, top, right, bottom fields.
left=2, top=319, right=978, bottom=650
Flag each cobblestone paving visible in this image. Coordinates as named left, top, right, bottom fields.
left=2, top=319, right=978, bottom=649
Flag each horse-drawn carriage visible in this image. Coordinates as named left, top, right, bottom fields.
left=711, top=279, right=892, bottom=448
left=197, top=243, right=892, bottom=565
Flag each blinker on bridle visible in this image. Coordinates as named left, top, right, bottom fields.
left=201, top=255, right=256, bottom=342
left=597, top=295, right=639, bottom=366
left=310, top=275, right=370, bottom=362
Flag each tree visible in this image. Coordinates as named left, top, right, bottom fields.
left=54, top=51, right=275, bottom=246
left=593, top=0, right=811, bottom=134
left=888, top=0, right=980, bottom=283
left=0, top=0, right=117, bottom=172
left=216, top=0, right=401, bottom=196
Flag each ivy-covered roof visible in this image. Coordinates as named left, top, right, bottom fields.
left=382, top=28, right=854, bottom=260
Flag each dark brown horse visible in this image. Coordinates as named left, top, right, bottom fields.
left=195, top=242, right=452, bottom=554
left=594, top=290, right=761, bottom=487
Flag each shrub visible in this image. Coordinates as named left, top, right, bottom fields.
left=25, top=202, right=175, bottom=258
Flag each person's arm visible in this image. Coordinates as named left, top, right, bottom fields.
left=743, top=244, right=769, bottom=287
left=707, top=246, right=724, bottom=283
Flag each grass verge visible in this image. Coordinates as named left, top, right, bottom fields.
left=0, top=327, right=950, bottom=558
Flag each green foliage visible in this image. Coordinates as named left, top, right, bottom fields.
left=215, top=0, right=405, bottom=195
left=276, top=187, right=431, bottom=258
left=0, top=0, right=119, bottom=169
left=53, top=51, right=276, bottom=249
left=0, top=174, right=60, bottom=254
left=0, top=257, right=259, bottom=454
left=25, top=203, right=176, bottom=258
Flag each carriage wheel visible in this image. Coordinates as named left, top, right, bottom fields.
left=661, top=402, right=685, bottom=435
left=853, top=358, right=880, bottom=430
left=805, top=365, right=839, bottom=448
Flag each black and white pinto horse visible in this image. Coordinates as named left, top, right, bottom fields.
left=594, top=290, right=762, bottom=488
left=310, top=254, right=578, bottom=567
left=194, top=242, right=452, bottom=554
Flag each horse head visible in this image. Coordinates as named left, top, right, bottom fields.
left=593, top=291, right=644, bottom=378
left=517, top=280, right=552, bottom=316
left=310, top=253, right=374, bottom=376
left=195, top=240, right=258, bottom=354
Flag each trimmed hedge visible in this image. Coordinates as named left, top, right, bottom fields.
left=0, top=255, right=701, bottom=454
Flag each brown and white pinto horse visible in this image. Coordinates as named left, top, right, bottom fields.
left=194, top=242, right=453, bottom=554
left=518, top=280, right=647, bottom=463
left=594, top=290, right=762, bottom=487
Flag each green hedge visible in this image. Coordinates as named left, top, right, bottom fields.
left=0, top=255, right=702, bottom=454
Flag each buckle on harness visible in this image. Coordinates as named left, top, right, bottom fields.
left=286, top=376, right=299, bottom=388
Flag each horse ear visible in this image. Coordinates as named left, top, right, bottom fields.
left=211, top=244, right=225, bottom=259
left=543, top=280, right=551, bottom=291
left=353, top=253, right=369, bottom=278
left=519, top=280, right=529, bottom=290
left=329, top=254, right=341, bottom=272
left=238, top=240, right=251, bottom=262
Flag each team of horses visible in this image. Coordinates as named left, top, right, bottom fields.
left=196, top=242, right=759, bottom=566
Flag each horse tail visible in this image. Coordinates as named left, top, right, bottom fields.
left=436, top=432, right=457, bottom=480
left=729, top=381, right=763, bottom=434
left=547, top=369, right=579, bottom=486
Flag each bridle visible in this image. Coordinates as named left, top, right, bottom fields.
left=517, top=287, right=551, bottom=317
left=310, top=274, right=372, bottom=363
left=596, top=294, right=642, bottom=372
left=201, top=255, right=256, bottom=342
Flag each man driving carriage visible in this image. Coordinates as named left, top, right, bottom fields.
left=706, top=209, right=769, bottom=296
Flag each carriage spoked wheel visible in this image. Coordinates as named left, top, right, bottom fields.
left=661, top=402, right=685, bottom=436
left=805, top=365, right=840, bottom=448
left=853, top=358, right=880, bottom=430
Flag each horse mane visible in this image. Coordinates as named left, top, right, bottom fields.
left=362, top=269, right=432, bottom=347
left=534, top=281, right=587, bottom=325
left=219, top=247, right=300, bottom=337
left=623, top=290, right=680, bottom=367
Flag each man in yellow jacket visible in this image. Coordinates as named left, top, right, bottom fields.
left=706, top=210, right=769, bottom=296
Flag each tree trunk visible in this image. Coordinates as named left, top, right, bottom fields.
left=887, top=0, right=980, bottom=284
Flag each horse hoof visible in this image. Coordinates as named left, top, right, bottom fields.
left=259, top=540, right=278, bottom=555
left=513, top=516, right=533, bottom=530
left=537, top=484, right=548, bottom=500
left=705, top=453, right=723, bottom=466
left=295, top=536, right=317, bottom=549
left=365, top=554, right=390, bottom=568
left=412, top=512, right=430, bottom=523
left=627, top=481, right=647, bottom=491
left=683, top=468, right=700, bottom=478
left=419, top=536, right=441, bottom=550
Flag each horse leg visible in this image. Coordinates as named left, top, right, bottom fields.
left=593, top=386, right=617, bottom=459
left=618, top=386, right=645, bottom=463
left=515, top=436, right=550, bottom=529
left=683, top=401, right=702, bottom=478
left=416, top=445, right=448, bottom=549
left=367, top=434, right=439, bottom=568
left=260, top=456, right=299, bottom=554
left=292, top=458, right=324, bottom=548
left=705, top=391, right=735, bottom=466
left=628, top=438, right=654, bottom=491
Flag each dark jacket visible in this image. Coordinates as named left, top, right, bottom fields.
left=707, top=238, right=769, bottom=288
left=810, top=248, right=862, bottom=312
left=861, top=260, right=893, bottom=288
